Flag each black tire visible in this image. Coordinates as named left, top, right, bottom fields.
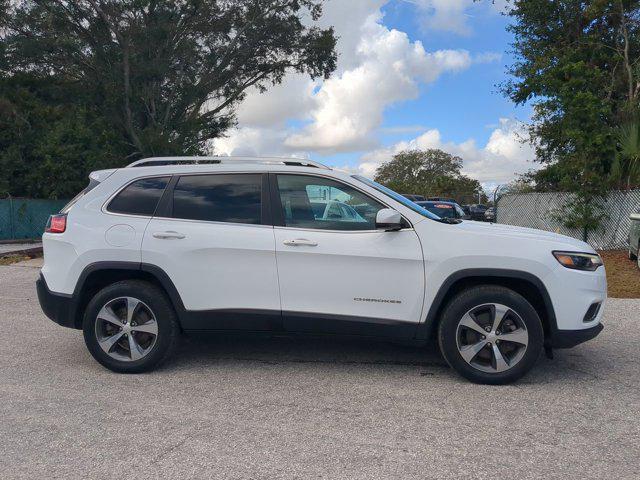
left=82, top=280, right=179, bottom=373
left=438, top=285, right=544, bottom=385
left=629, top=247, right=637, bottom=261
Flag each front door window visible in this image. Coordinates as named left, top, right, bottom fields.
left=276, top=175, right=385, bottom=230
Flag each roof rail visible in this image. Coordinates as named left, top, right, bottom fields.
left=126, top=156, right=330, bottom=170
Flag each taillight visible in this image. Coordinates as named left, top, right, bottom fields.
left=46, top=214, right=67, bottom=234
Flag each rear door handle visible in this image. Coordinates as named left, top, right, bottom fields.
left=283, top=238, right=318, bottom=247
left=153, top=231, right=186, bottom=240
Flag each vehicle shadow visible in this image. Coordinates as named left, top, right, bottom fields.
left=166, top=332, right=616, bottom=385
left=172, top=332, right=449, bottom=370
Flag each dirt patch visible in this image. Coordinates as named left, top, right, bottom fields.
left=0, top=255, right=31, bottom=266
left=599, top=250, right=640, bottom=298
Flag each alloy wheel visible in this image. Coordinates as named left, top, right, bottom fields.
left=95, top=297, right=158, bottom=362
left=456, top=303, right=529, bottom=373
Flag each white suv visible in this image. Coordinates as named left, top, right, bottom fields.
left=37, top=157, right=606, bottom=384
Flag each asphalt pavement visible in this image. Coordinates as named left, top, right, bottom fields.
left=1, top=263, right=638, bottom=479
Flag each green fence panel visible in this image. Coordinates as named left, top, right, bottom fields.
left=0, top=200, right=11, bottom=240
left=0, top=198, right=69, bottom=241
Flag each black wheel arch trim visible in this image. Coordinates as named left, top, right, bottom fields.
left=416, top=268, right=559, bottom=342
left=52, top=261, right=187, bottom=329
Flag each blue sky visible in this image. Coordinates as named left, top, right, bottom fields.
left=213, top=0, right=536, bottom=189
left=379, top=1, right=529, bottom=144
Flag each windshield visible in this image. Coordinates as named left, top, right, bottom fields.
left=418, top=202, right=457, bottom=218
left=352, top=175, right=441, bottom=220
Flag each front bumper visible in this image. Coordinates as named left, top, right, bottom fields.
left=36, top=274, right=78, bottom=329
left=548, top=323, right=604, bottom=349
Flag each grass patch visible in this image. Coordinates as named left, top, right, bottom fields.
left=598, top=250, right=640, bottom=299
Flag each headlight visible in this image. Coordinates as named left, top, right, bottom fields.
left=552, top=251, right=603, bottom=271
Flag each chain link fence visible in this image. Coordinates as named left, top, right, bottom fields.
left=0, top=197, right=68, bottom=241
left=496, top=190, right=640, bottom=250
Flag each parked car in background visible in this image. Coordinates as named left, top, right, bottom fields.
left=416, top=201, right=469, bottom=220
left=484, top=207, right=496, bottom=222
left=468, top=204, right=489, bottom=221
left=629, top=205, right=640, bottom=268
left=401, top=193, right=426, bottom=202
left=427, top=196, right=457, bottom=204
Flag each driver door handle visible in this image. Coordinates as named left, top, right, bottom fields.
left=283, top=238, right=318, bottom=247
left=153, top=231, right=186, bottom=240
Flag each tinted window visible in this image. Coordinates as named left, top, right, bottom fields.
left=276, top=175, right=385, bottom=230
left=172, top=174, right=262, bottom=224
left=61, top=178, right=101, bottom=214
left=108, top=177, right=169, bottom=216
left=417, top=201, right=456, bottom=218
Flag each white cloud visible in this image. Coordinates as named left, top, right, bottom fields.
left=212, top=0, right=512, bottom=186
left=410, top=0, right=475, bottom=35
left=474, top=51, right=502, bottom=64
left=409, top=0, right=510, bottom=35
left=284, top=19, right=472, bottom=152
left=213, top=0, right=478, bottom=156
left=354, top=119, right=537, bottom=186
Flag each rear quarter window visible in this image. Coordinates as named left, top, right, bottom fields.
left=60, top=178, right=101, bottom=213
left=107, top=177, right=170, bottom=216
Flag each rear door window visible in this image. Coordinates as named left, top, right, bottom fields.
left=107, top=177, right=170, bottom=216
left=171, top=174, right=262, bottom=224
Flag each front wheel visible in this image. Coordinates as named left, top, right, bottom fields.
left=82, top=280, right=179, bottom=373
left=629, top=247, right=637, bottom=261
left=438, top=285, right=544, bottom=384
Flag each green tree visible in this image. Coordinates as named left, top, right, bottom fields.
left=0, top=75, right=128, bottom=198
left=374, top=149, right=486, bottom=204
left=611, top=120, right=640, bottom=190
left=0, top=0, right=337, bottom=196
left=501, top=0, right=640, bottom=235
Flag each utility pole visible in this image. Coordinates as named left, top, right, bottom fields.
left=493, top=185, right=502, bottom=206
left=493, top=185, right=502, bottom=223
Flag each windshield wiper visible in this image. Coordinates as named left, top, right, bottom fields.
left=437, top=217, right=462, bottom=224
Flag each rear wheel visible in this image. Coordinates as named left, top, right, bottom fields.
left=629, top=247, right=637, bottom=261
left=82, top=280, right=179, bottom=373
left=438, top=285, right=543, bottom=384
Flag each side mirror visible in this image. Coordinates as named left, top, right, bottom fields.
left=376, top=208, right=403, bottom=231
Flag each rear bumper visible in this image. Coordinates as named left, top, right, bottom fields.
left=36, top=273, right=78, bottom=329
left=548, top=323, right=604, bottom=349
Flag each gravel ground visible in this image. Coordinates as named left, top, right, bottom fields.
left=1, top=264, right=639, bottom=479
